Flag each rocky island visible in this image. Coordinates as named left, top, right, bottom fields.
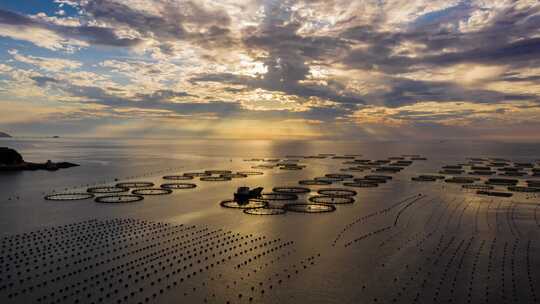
left=0, top=147, right=79, bottom=171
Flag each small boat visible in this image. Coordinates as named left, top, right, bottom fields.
left=234, top=186, right=263, bottom=203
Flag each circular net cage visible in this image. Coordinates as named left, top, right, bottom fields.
left=309, top=195, right=355, bottom=204
left=252, top=165, right=276, bottom=169
left=205, top=170, right=233, bottom=175
left=220, top=173, right=248, bottom=178
left=315, top=177, right=343, bottom=182
left=508, top=186, right=540, bottom=193
left=160, top=183, right=197, bottom=190
left=343, top=182, right=378, bottom=188
left=317, top=188, right=357, bottom=197
left=183, top=172, right=211, bottom=177
left=243, top=207, right=287, bottom=215
left=284, top=203, right=336, bottom=213
left=345, top=167, right=366, bottom=172
left=445, top=178, right=476, bottom=184
left=95, top=194, right=144, bottom=204
left=326, top=173, right=354, bottom=179
left=220, top=199, right=269, bottom=209
left=260, top=192, right=299, bottom=201
left=44, top=193, right=94, bottom=201
left=412, top=176, right=437, bottom=182
left=132, top=188, right=173, bottom=195
left=299, top=180, right=332, bottom=186
left=462, top=184, right=494, bottom=190
left=364, top=175, right=393, bottom=181
left=272, top=186, right=311, bottom=194
left=237, top=171, right=264, bottom=176
left=115, top=182, right=154, bottom=188
left=87, top=186, right=129, bottom=194
left=200, top=176, right=232, bottom=182
left=279, top=166, right=303, bottom=170
left=353, top=178, right=383, bottom=184
left=163, top=175, right=194, bottom=181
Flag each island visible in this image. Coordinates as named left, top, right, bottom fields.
left=0, top=131, right=11, bottom=138
left=0, top=147, right=79, bottom=171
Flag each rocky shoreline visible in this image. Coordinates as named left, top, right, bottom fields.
left=0, top=147, right=79, bottom=172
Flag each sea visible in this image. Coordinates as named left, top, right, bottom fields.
left=1, top=137, right=539, bottom=304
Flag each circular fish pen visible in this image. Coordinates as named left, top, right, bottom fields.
left=87, top=186, right=129, bottom=194
left=200, top=176, right=232, bottom=182
left=95, top=194, right=144, bottom=203
left=364, top=175, right=393, bottom=181
left=272, top=186, right=311, bottom=194
left=309, top=195, right=354, bottom=204
left=183, top=172, right=211, bottom=177
left=354, top=178, right=384, bottom=184
left=220, top=199, right=269, bottom=209
left=485, top=178, right=519, bottom=186
left=279, top=166, right=303, bottom=170
left=221, top=173, right=248, bottom=178
left=160, top=183, right=197, bottom=190
left=462, top=184, right=494, bottom=190
left=162, top=175, right=194, bottom=180
left=507, top=186, right=540, bottom=193
left=260, top=192, right=299, bottom=201
left=445, top=177, right=477, bottom=184
left=132, top=188, right=173, bottom=195
left=115, top=182, right=154, bottom=188
left=344, top=167, right=366, bottom=172
left=252, top=165, right=276, bottom=169
left=284, top=203, right=336, bottom=213
left=315, top=176, right=343, bottom=182
left=243, top=207, right=287, bottom=215
left=343, top=182, right=378, bottom=188
left=326, top=173, right=354, bottom=179
left=205, top=170, right=232, bottom=175
left=299, top=180, right=332, bottom=186
left=44, top=193, right=94, bottom=201
left=317, top=188, right=357, bottom=197
left=476, top=190, right=513, bottom=197
left=412, top=176, right=436, bottom=182
left=237, top=171, right=264, bottom=175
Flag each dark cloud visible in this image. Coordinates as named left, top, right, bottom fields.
left=190, top=1, right=362, bottom=105
left=0, top=0, right=235, bottom=50
left=366, top=77, right=537, bottom=108
left=31, top=76, right=59, bottom=86
left=61, top=83, right=240, bottom=115
left=81, top=0, right=235, bottom=48
left=0, top=8, right=142, bottom=48
left=342, top=4, right=540, bottom=73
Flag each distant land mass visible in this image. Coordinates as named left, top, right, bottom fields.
left=0, top=147, right=79, bottom=171
left=0, top=132, right=11, bottom=138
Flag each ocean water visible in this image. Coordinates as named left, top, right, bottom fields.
left=1, top=138, right=540, bottom=304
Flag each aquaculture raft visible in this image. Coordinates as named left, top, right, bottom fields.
left=220, top=199, right=269, bottom=209
left=87, top=186, right=129, bottom=194
left=284, top=203, right=336, bottom=213
left=95, top=194, right=144, bottom=203
left=44, top=193, right=94, bottom=201
left=160, top=183, right=197, bottom=190
left=132, top=188, right=172, bottom=195
left=243, top=207, right=287, bottom=215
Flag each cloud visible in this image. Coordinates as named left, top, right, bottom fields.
left=2, top=0, right=540, bottom=140
left=9, top=49, right=82, bottom=72
left=0, top=8, right=141, bottom=51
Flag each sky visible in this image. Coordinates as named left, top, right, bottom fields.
left=0, top=0, right=539, bottom=140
